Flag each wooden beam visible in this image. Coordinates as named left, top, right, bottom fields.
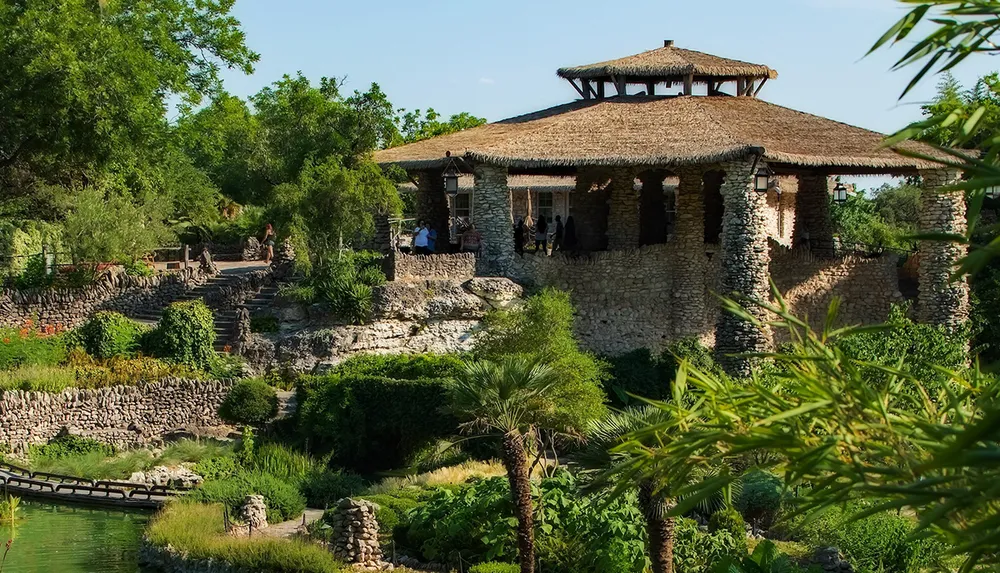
left=612, top=75, right=626, bottom=96
left=753, top=78, right=768, bottom=98
left=646, top=81, right=656, bottom=96
left=737, top=78, right=747, bottom=96
left=683, top=73, right=694, bottom=96
left=568, top=79, right=587, bottom=100
left=585, top=81, right=598, bottom=99
left=596, top=81, right=605, bottom=99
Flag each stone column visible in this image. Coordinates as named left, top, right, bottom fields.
left=474, top=162, right=514, bottom=276
left=673, top=167, right=706, bottom=337
left=793, top=174, right=835, bottom=257
left=606, top=168, right=640, bottom=250
left=415, top=170, right=451, bottom=247
left=639, top=170, right=669, bottom=246
left=715, top=159, right=772, bottom=376
left=917, top=168, right=969, bottom=331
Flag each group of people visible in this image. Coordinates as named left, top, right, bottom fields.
left=412, top=221, right=484, bottom=255
left=514, top=214, right=576, bottom=256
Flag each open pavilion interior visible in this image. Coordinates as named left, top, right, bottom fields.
left=375, top=41, right=967, bottom=373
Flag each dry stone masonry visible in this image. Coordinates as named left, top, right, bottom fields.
left=387, top=252, right=476, bottom=281
left=0, top=378, right=233, bottom=452
left=793, top=174, right=836, bottom=257
left=473, top=163, right=515, bottom=275
left=673, top=167, right=708, bottom=337
left=606, top=168, right=641, bottom=250
left=329, top=498, right=385, bottom=570
left=715, top=159, right=772, bottom=374
left=0, top=266, right=208, bottom=329
left=918, top=168, right=969, bottom=331
left=229, top=495, right=268, bottom=537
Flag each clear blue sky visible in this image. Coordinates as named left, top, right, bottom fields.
left=218, top=0, right=997, bottom=187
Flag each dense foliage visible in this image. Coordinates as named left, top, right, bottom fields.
left=830, top=183, right=921, bottom=253
left=189, top=470, right=306, bottom=523
left=219, top=379, right=279, bottom=427
left=69, top=312, right=147, bottom=360
left=148, top=300, right=217, bottom=369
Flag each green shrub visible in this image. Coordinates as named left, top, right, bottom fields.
left=406, top=473, right=646, bottom=572
left=147, top=503, right=340, bottom=573
left=839, top=305, right=967, bottom=397
left=358, top=494, right=420, bottom=538
left=277, top=284, right=316, bottom=305
left=297, top=373, right=457, bottom=472
left=709, top=508, right=748, bottom=558
left=14, top=254, right=52, bottom=289
left=604, top=348, right=672, bottom=406
left=122, top=259, right=155, bottom=277
left=674, top=517, right=742, bottom=573
left=192, top=455, right=239, bottom=481
left=331, top=281, right=373, bottom=325
left=661, top=338, right=723, bottom=378
left=28, top=435, right=114, bottom=460
left=469, top=563, right=519, bottom=573
left=356, top=265, right=386, bottom=287
left=0, top=328, right=66, bottom=369
left=794, top=502, right=946, bottom=573
left=249, top=315, right=280, bottom=333
left=332, top=353, right=465, bottom=380
left=147, top=300, right=216, bottom=369
left=189, top=471, right=306, bottom=523
left=69, top=311, right=148, bottom=359
left=737, top=470, right=784, bottom=528
left=300, top=469, right=367, bottom=509
left=218, top=379, right=278, bottom=426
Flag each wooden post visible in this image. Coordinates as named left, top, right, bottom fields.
left=684, top=74, right=694, bottom=96
left=182, top=245, right=190, bottom=269
left=596, top=81, right=605, bottom=99
left=646, top=80, right=656, bottom=96
left=737, top=78, right=747, bottom=96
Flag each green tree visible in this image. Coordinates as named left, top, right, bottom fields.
left=448, top=357, right=564, bottom=573
left=0, top=0, right=257, bottom=189
left=395, top=108, right=487, bottom=145
left=62, top=186, right=171, bottom=263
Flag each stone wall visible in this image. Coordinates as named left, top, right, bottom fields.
left=507, top=240, right=901, bottom=357
left=0, top=378, right=233, bottom=452
left=388, top=252, right=476, bottom=281
left=918, top=168, right=969, bottom=331
left=0, top=267, right=206, bottom=329
left=770, top=245, right=904, bottom=339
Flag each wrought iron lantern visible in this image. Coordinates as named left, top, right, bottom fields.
left=833, top=182, right=849, bottom=203
left=443, top=151, right=460, bottom=197
left=754, top=167, right=771, bottom=194
left=986, top=186, right=1000, bottom=200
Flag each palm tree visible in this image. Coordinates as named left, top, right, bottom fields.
left=575, top=407, right=677, bottom=573
left=448, top=356, right=562, bottom=573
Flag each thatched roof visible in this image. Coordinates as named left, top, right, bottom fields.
left=399, top=175, right=576, bottom=193
left=374, top=96, right=948, bottom=174
left=557, top=44, right=778, bottom=81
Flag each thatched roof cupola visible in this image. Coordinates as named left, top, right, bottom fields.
left=557, top=41, right=778, bottom=99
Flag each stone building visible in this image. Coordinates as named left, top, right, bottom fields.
left=375, top=41, right=967, bottom=374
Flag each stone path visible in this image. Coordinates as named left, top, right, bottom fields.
left=261, top=508, right=324, bottom=538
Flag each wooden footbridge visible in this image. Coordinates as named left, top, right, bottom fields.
left=0, top=462, right=188, bottom=510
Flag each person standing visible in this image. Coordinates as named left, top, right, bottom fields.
left=427, top=226, right=438, bottom=254
left=563, top=216, right=578, bottom=252
left=413, top=221, right=430, bottom=255
left=553, top=215, right=564, bottom=252
left=460, top=224, right=483, bottom=253
left=262, top=224, right=276, bottom=264
left=534, top=215, right=548, bottom=254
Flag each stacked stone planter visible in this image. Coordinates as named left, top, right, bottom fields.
left=329, top=498, right=384, bottom=570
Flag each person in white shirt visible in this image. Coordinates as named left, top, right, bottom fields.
left=412, top=221, right=430, bottom=255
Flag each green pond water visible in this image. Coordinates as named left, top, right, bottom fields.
left=0, top=500, right=148, bottom=573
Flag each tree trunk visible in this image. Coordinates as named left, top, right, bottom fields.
left=501, top=429, right=535, bottom=573
left=639, top=480, right=675, bottom=573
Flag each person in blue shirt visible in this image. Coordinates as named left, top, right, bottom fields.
left=427, top=226, right=438, bottom=253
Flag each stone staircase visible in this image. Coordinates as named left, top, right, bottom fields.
left=128, top=267, right=277, bottom=353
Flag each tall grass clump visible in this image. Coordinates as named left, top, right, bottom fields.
left=147, top=503, right=342, bottom=572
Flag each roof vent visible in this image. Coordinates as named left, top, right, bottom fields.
left=664, top=40, right=675, bottom=47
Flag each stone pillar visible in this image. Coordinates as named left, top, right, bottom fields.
left=474, top=162, right=514, bottom=276
left=572, top=168, right=611, bottom=251
left=373, top=213, right=392, bottom=253
left=715, top=159, right=772, bottom=376
left=415, top=170, right=451, bottom=247
left=606, top=168, right=640, bottom=250
left=674, top=167, right=706, bottom=337
left=330, top=498, right=383, bottom=567
left=639, top=170, right=669, bottom=246
left=793, top=174, right=835, bottom=257
left=918, top=168, right=969, bottom=331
